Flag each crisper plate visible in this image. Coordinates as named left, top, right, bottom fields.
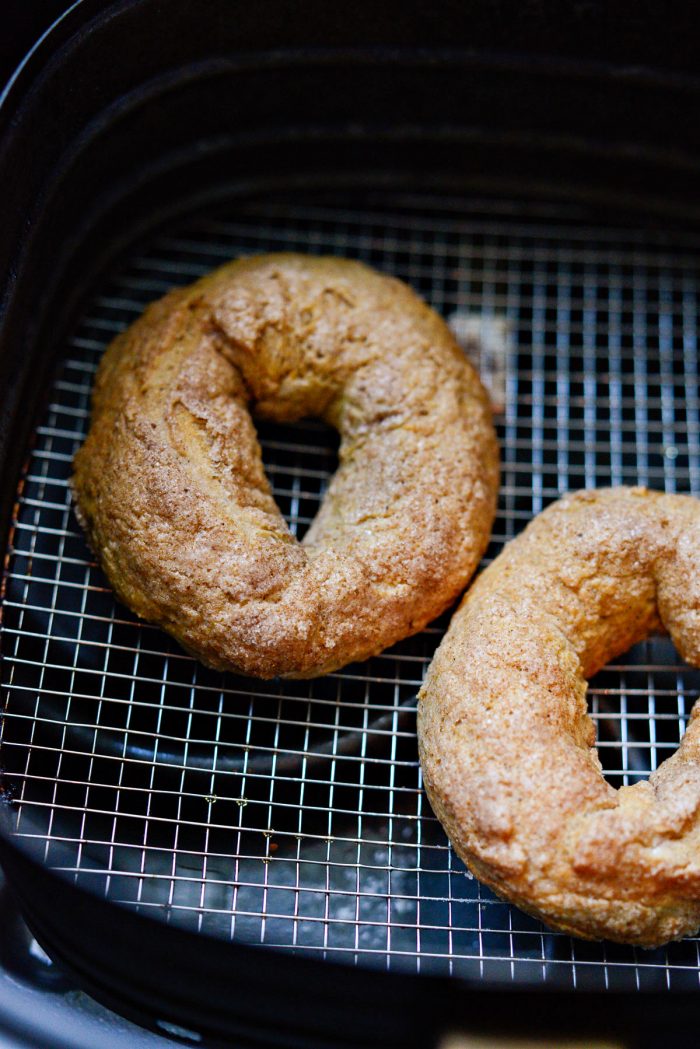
left=2, top=190, right=700, bottom=992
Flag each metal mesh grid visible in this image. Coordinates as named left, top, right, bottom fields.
left=2, top=190, right=700, bottom=990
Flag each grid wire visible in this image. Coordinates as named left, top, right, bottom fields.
left=2, top=191, right=700, bottom=990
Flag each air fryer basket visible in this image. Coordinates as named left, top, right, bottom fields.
left=3, top=3, right=700, bottom=1047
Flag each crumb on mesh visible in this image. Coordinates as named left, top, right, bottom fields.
left=447, top=311, right=512, bottom=415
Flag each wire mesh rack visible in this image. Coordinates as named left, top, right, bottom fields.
left=2, top=190, right=700, bottom=992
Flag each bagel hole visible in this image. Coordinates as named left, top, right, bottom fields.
left=255, top=416, right=340, bottom=540
left=588, top=635, right=700, bottom=789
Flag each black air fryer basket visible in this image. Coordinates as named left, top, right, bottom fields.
left=3, top=3, right=700, bottom=1046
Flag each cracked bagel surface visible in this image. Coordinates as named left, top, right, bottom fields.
left=418, top=487, right=700, bottom=947
left=72, top=253, right=499, bottom=678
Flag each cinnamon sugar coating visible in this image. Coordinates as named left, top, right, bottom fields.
left=72, top=254, right=498, bottom=678
left=418, top=487, right=700, bottom=947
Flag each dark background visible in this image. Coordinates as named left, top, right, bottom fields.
left=4, top=1, right=700, bottom=92
left=1, top=2, right=71, bottom=90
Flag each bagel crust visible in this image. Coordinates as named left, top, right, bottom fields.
left=72, top=254, right=498, bottom=678
left=418, top=487, right=700, bottom=947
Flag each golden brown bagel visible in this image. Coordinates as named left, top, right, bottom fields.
left=72, top=253, right=498, bottom=679
left=418, top=487, right=700, bottom=946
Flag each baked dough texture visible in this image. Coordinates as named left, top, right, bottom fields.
left=72, top=254, right=498, bottom=679
left=418, top=487, right=700, bottom=946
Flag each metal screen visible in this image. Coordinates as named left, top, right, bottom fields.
left=2, top=190, right=700, bottom=991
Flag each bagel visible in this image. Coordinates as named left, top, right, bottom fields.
left=418, top=487, right=700, bottom=946
left=72, top=253, right=498, bottom=679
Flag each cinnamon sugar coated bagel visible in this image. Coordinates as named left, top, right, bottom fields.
left=72, top=254, right=498, bottom=678
left=418, top=487, right=700, bottom=946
